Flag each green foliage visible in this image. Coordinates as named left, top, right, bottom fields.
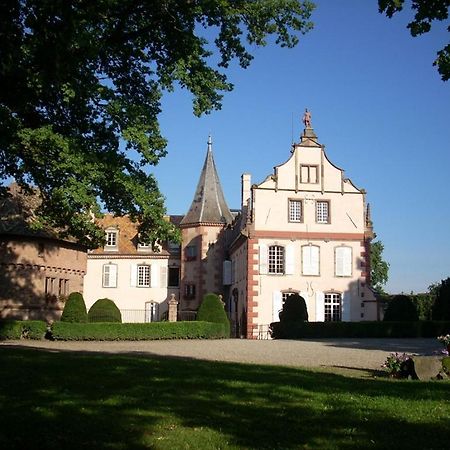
left=412, top=292, right=434, bottom=321
left=272, top=293, right=308, bottom=338
left=378, top=0, right=450, bottom=80
left=270, top=320, right=450, bottom=339
left=0, top=0, right=314, bottom=247
left=370, top=240, right=389, bottom=294
left=383, top=295, right=419, bottom=322
left=0, top=320, right=47, bottom=340
left=197, top=293, right=230, bottom=337
left=60, top=292, right=88, bottom=323
left=50, top=321, right=228, bottom=341
left=88, top=298, right=122, bottom=323
left=431, top=277, right=450, bottom=320
left=279, top=293, right=308, bottom=322
left=0, top=321, right=23, bottom=340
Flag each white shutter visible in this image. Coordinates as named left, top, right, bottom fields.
left=151, top=264, right=159, bottom=288
left=336, top=247, right=352, bottom=277
left=341, top=292, right=351, bottom=321
left=160, top=266, right=168, bottom=287
left=102, top=264, right=110, bottom=287
left=130, top=264, right=137, bottom=287
left=223, top=260, right=232, bottom=285
left=315, top=291, right=325, bottom=322
left=259, top=244, right=268, bottom=275
left=311, top=246, right=319, bottom=275
left=109, top=264, right=117, bottom=288
left=272, top=291, right=283, bottom=322
left=300, top=291, right=308, bottom=304
left=303, top=245, right=319, bottom=275
left=285, top=244, right=295, bottom=275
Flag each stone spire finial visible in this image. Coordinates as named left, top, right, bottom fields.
left=207, top=134, right=212, bottom=152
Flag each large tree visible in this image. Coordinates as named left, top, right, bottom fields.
left=0, top=0, right=315, bottom=247
left=378, top=0, right=450, bottom=81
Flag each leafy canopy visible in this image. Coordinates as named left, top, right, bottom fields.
left=378, top=0, right=450, bottom=81
left=0, top=0, right=315, bottom=247
left=370, top=240, right=390, bottom=294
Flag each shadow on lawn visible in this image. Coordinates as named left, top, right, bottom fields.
left=0, top=346, right=449, bottom=450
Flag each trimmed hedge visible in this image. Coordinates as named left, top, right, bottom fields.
left=88, top=298, right=122, bottom=323
left=50, top=321, right=228, bottom=341
left=0, top=320, right=47, bottom=340
left=269, top=320, right=450, bottom=339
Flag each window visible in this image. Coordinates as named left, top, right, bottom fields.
left=168, top=241, right=181, bottom=254
left=184, top=283, right=196, bottom=299
left=316, top=201, right=330, bottom=224
left=185, top=245, right=197, bottom=261
left=268, top=245, right=285, bottom=274
left=324, top=293, right=341, bottom=322
left=300, top=165, right=318, bottom=183
left=138, top=242, right=151, bottom=250
left=335, top=246, right=352, bottom=277
left=168, top=267, right=180, bottom=287
left=288, top=199, right=302, bottom=222
left=282, top=291, right=299, bottom=302
left=137, top=265, right=151, bottom=287
left=105, top=230, right=118, bottom=249
left=58, top=279, right=69, bottom=297
left=45, top=277, right=56, bottom=295
left=302, top=245, right=320, bottom=275
left=102, top=264, right=117, bottom=288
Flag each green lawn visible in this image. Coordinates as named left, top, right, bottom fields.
left=0, top=346, right=449, bottom=449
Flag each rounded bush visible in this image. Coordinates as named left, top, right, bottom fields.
left=60, top=292, right=88, bottom=323
left=197, top=293, right=230, bottom=337
left=88, top=298, right=122, bottom=323
left=383, top=294, right=419, bottom=321
left=279, top=293, right=309, bottom=323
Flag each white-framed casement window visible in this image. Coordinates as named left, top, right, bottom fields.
left=300, top=165, right=319, bottom=184
left=137, top=241, right=152, bottom=251
left=302, top=245, right=320, bottom=276
left=105, top=229, right=118, bottom=250
left=102, top=263, right=118, bottom=288
left=288, top=199, right=302, bottom=222
left=268, top=245, right=285, bottom=274
left=316, top=200, right=330, bottom=224
left=335, top=246, right=352, bottom=277
left=137, top=265, right=150, bottom=287
left=324, top=293, right=342, bottom=322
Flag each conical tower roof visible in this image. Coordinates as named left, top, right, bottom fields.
left=181, top=136, right=233, bottom=226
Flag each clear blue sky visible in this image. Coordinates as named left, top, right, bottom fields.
left=153, top=1, right=450, bottom=295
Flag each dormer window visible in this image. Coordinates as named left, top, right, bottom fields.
left=105, top=229, right=118, bottom=250
left=138, top=242, right=152, bottom=251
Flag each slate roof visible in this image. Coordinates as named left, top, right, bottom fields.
left=180, top=136, right=233, bottom=226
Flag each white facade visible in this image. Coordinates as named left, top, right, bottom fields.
left=229, top=127, right=377, bottom=338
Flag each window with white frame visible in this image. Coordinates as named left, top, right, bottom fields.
left=302, top=245, right=320, bottom=275
left=138, top=241, right=152, bottom=250
left=300, top=165, right=318, bottom=183
left=324, top=293, right=341, bottom=322
left=268, top=245, right=285, bottom=274
left=282, top=291, right=299, bottom=302
left=288, top=199, right=302, bottom=222
left=137, top=265, right=151, bottom=287
left=316, top=201, right=330, bottom=224
left=102, top=264, right=117, bottom=288
left=105, top=230, right=118, bottom=249
left=335, top=246, right=352, bottom=277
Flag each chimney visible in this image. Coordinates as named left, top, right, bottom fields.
left=241, top=173, right=251, bottom=208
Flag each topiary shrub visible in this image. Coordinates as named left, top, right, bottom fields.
left=432, top=277, right=450, bottom=320
left=88, top=298, right=122, bottom=323
left=60, top=292, right=88, bottom=323
left=383, top=294, right=419, bottom=321
left=279, top=293, right=308, bottom=323
left=271, top=293, right=308, bottom=339
left=197, top=293, right=230, bottom=337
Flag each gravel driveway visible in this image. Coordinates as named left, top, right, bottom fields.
left=1, top=338, right=438, bottom=371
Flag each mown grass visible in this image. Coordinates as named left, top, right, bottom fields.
left=0, top=346, right=449, bottom=449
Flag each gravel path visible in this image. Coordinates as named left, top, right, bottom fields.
left=1, top=338, right=438, bottom=371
